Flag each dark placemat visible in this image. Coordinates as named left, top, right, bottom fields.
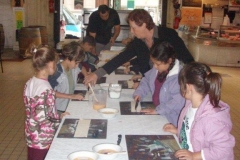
left=57, top=118, right=107, bottom=139
left=119, top=101, right=157, bottom=115
left=72, top=90, right=87, bottom=101
left=114, top=68, right=136, bottom=75
left=125, top=135, right=180, bottom=160
left=118, top=80, right=132, bottom=89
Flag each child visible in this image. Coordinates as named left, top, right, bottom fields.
left=23, top=45, right=69, bottom=160
left=78, top=35, right=99, bottom=82
left=80, top=35, right=99, bottom=72
left=133, top=41, right=185, bottom=127
left=48, top=41, right=85, bottom=115
left=163, top=62, right=235, bottom=160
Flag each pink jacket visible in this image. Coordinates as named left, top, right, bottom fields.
left=177, top=95, right=235, bottom=160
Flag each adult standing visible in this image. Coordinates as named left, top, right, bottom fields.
left=84, top=9, right=194, bottom=85
left=87, top=4, right=120, bottom=55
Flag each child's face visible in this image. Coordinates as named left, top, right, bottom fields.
left=151, top=57, right=172, bottom=73
left=46, top=61, right=56, bottom=75
left=82, top=42, right=94, bottom=53
left=68, top=60, right=80, bottom=69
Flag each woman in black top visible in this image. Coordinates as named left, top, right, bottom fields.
left=84, top=9, right=194, bottom=85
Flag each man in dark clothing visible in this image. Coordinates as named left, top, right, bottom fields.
left=84, top=9, right=194, bottom=85
left=87, top=5, right=120, bottom=55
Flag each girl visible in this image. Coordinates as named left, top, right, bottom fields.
left=23, top=45, right=69, bottom=160
left=163, top=62, right=235, bottom=160
left=133, top=41, right=185, bottom=127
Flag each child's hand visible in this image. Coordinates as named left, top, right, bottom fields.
left=60, top=112, right=70, bottom=119
left=71, top=94, right=84, bottom=100
left=163, top=123, right=177, bottom=134
left=175, top=149, right=194, bottom=160
left=141, top=108, right=157, bottom=114
left=132, top=82, right=139, bottom=89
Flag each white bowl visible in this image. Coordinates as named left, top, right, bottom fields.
left=67, top=151, right=98, bottom=160
left=92, top=143, right=122, bottom=160
left=98, top=108, right=118, bottom=119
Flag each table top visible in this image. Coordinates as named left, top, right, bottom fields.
left=45, top=50, right=178, bottom=160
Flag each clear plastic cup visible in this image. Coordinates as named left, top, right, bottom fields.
left=92, top=89, right=107, bottom=110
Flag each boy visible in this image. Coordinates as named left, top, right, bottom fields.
left=78, top=36, right=99, bottom=82
left=48, top=41, right=85, bottom=114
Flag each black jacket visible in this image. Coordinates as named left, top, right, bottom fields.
left=101, top=26, right=194, bottom=76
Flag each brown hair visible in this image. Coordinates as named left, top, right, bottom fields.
left=127, top=9, right=155, bottom=30
left=178, top=62, right=222, bottom=108
left=150, top=41, right=176, bottom=82
left=29, top=44, right=58, bottom=72
left=61, top=41, right=85, bottom=62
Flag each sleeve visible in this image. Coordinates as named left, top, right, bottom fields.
left=33, top=90, right=56, bottom=123
left=101, top=41, right=137, bottom=74
left=201, top=119, right=235, bottom=160
left=113, top=10, right=120, bottom=25
left=129, top=57, right=138, bottom=65
left=133, top=69, right=152, bottom=99
left=156, top=77, right=185, bottom=115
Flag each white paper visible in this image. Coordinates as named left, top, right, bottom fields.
left=74, top=119, right=91, bottom=137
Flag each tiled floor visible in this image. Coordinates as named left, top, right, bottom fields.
left=0, top=57, right=239, bottom=160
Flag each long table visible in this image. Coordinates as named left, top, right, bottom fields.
left=45, top=50, right=178, bottom=160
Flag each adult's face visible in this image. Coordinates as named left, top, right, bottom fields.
left=129, top=20, right=147, bottom=39
left=99, top=11, right=109, bottom=21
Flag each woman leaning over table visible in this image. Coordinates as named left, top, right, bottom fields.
left=84, top=9, right=194, bottom=85
left=133, top=41, right=185, bottom=127
left=163, top=62, right=235, bottom=160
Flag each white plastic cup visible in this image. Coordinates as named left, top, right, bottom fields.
left=108, top=84, right=122, bottom=99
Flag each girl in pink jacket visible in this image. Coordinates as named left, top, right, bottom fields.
left=163, top=62, right=235, bottom=160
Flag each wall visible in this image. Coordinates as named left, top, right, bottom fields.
left=0, top=0, right=54, bottom=48
left=0, top=0, right=15, bottom=48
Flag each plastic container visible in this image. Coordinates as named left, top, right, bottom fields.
left=92, top=89, right=107, bottom=110
left=108, top=84, right=122, bottom=99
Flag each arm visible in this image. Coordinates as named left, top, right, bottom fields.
left=55, top=91, right=84, bottom=100
left=110, top=25, right=120, bottom=45
left=33, top=89, right=58, bottom=122
left=89, top=32, right=96, bottom=38
left=133, top=69, right=152, bottom=99
left=156, top=77, right=185, bottom=115
left=200, top=118, right=235, bottom=159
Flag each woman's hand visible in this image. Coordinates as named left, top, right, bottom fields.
left=122, top=61, right=130, bottom=67
left=175, top=149, right=195, bottom=160
left=71, top=94, right=84, bottom=100
left=83, top=73, right=98, bottom=85
left=60, top=112, right=70, bottom=119
left=163, top=123, right=178, bottom=134
left=124, top=67, right=130, bottom=74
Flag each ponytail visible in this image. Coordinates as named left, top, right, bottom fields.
left=205, top=72, right=222, bottom=107
left=179, top=62, right=222, bottom=108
